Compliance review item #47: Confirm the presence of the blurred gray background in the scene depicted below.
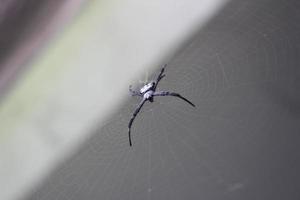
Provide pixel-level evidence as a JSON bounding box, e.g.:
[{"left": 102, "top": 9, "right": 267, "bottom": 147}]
[{"left": 27, "top": 0, "right": 300, "bottom": 199}]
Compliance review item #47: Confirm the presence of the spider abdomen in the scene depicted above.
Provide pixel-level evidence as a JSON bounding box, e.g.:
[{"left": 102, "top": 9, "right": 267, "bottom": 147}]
[{"left": 140, "top": 82, "right": 155, "bottom": 94}]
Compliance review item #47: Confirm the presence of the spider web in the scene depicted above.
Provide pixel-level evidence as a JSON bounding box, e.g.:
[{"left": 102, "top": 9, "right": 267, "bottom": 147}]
[{"left": 29, "top": 0, "right": 300, "bottom": 199}]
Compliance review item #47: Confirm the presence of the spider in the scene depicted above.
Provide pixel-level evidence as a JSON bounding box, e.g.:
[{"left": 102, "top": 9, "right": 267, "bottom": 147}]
[{"left": 128, "top": 64, "right": 195, "bottom": 146}]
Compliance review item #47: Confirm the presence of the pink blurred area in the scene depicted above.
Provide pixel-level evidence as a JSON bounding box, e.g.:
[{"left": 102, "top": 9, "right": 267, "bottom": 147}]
[{"left": 0, "top": 0, "right": 86, "bottom": 100}]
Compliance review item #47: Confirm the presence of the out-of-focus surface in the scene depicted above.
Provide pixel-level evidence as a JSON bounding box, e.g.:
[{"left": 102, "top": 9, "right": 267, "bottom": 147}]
[
  {"left": 0, "top": 0, "right": 83, "bottom": 97},
  {"left": 27, "top": 0, "right": 300, "bottom": 199},
  {"left": 0, "top": 0, "right": 228, "bottom": 200},
  {"left": 0, "top": 1, "right": 87, "bottom": 200}
]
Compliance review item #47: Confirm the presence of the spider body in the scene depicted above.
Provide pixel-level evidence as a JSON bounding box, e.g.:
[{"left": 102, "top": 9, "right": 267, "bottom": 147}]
[
  {"left": 140, "top": 82, "right": 155, "bottom": 102},
  {"left": 128, "top": 65, "right": 195, "bottom": 146}
]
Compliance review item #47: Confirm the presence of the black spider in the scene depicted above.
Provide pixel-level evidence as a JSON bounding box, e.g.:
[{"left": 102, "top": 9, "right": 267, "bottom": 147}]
[{"left": 128, "top": 64, "right": 196, "bottom": 146}]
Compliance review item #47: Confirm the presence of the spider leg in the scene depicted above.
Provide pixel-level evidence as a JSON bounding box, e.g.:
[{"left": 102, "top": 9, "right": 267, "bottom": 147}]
[
  {"left": 128, "top": 98, "right": 147, "bottom": 146},
  {"left": 153, "top": 91, "right": 196, "bottom": 107},
  {"left": 153, "top": 64, "right": 167, "bottom": 91},
  {"left": 129, "top": 85, "right": 142, "bottom": 96}
]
